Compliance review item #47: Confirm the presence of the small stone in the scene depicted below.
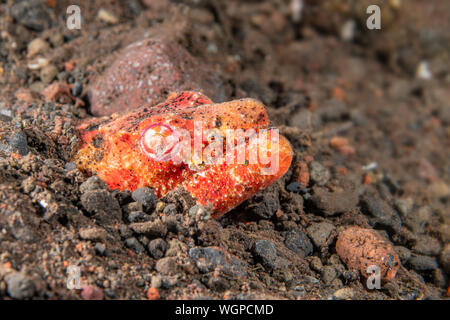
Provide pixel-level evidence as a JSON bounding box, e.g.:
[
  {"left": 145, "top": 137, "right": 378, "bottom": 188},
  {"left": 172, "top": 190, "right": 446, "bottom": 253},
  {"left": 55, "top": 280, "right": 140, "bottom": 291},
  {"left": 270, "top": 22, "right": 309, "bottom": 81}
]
[
  {"left": 118, "top": 224, "right": 133, "bottom": 239},
  {"left": 148, "top": 238, "right": 167, "bottom": 259},
  {"left": 131, "top": 187, "right": 157, "bottom": 212},
  {"left": 405, "top": 206, "right": 432, "bottom": 234},
  {"left": 40, "top": 64, "right": 58, "bottom": 84},
  {"left": 64, "top": 162, "right": 77, "bottom": 171},
  {"left": 289, "top": 109, "right": 322, "bottom": 131},
  {"left": 165, "top": 239, "right": 188, "bottom": 257},
  {"left": 81, "top": 285, "right": 104, "bottom": 300},
  {"left": 124, "top": 237, "right": 145, "bottom": 254},
  {"left": 412, "top": 235, "right": 441, "bottom": 256},
  {"left": 321, "top": 266, "right": 337, "bottom": 284},
  {"left": 306, "top": 222, "right": 335, "bottom": 248},
  {"left": 394, "top": 246, "right": 411, "bottom": 264},
  {"left": 328, "top": 254, "right": 342, "bottom": 265},
  {"left": 80, "top": 176, "right": 110, "bottom": 193},
  {"left": 309, "top": 161, "right": 330, "bottom": 186},
  {"left": 94, "top": 243, "right": 106, "bottom": 256},
  {"left": 244, "top": 185, "right": 280, "bottom": 219},
  {"left": 282, "top": 229, "right": 313, "bottom": 258},
  {"left": 207, "top": 274, "right": 230, "bottom": 292},
  {"left": 188, "top": 247, "right": 246, "bottom": 277},
  {"left": 253, "top": 240, "right": 277, "bottom": 270},
  {"left": 80, "top": 189, "right": 122, "bottom": 221},
  {"left": 407, "top": 255, "right": 438, "bottom": 272},
  {"left": 11, "top": 0, "right": 53, "bottom": 31},
  {"left": 155, "top": 257, "right": 178, "bottom": 275},
  {"left": 49, "top": 32, "right": 64, "bottom": 47},
  {"left": 151, "top": 275, "right": 162, "bottom": 289},
  {"left": 27, "top": 57, "right": 50, "bottom": 70},
  {"left": 5, "top": 273, "right": 35, "bottom": 299},
  {"left": 138, "top": 235, "right": 149, "bottom": 247},
  {"left": 189, "top": 205, "right": 211, "bottom": 221},
  {"left": 7, "top": 131, "right": 29, "bottom": 156},
  {"left": 333, "top": 287, "right": 355, "bottom": 300},
  {"left": 129, "top": 219, "right": 167, "bottom": 238},
  {"left": 79, "top": 227, "right": 108, "bottom": 241},
  {"left": 340, "top": 20, "right": 356, "bottom": 41},
  {"left": 309, "top": 256, "right": 323, "bottom": 272},
  {"left": 311, "top": 186, "right": 358, "bottom": 216},
  {"left": 360, "top": 195, "right": 402, "bottom": 233},
  {"left": 393, "top": 198, "right": 413, "bottom": 218},
  {"left": 163, "top": 203, "right": 178, "bottom": 215},
  {"left": 127, "top": 211, "right": 151, "bottom": 223},
  {"left": 416, "top": 61, "right": 432, "bottom": 80},
  {"left": 123, "top": 202, "right": 142, "bottom": 215},
  {"left": 97, "top": 8, "right": 119, "bottom": 24},
  {"left": 27, "top": 38, "right": 49, "bottom": 58}
]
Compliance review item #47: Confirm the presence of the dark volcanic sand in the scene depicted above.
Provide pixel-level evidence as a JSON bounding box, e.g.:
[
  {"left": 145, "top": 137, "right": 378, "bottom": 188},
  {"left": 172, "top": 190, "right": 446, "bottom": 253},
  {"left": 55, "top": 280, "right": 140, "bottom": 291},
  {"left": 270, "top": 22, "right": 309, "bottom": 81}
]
[{"left": 0, "top": 0, "right": 449, "bottom": 300}]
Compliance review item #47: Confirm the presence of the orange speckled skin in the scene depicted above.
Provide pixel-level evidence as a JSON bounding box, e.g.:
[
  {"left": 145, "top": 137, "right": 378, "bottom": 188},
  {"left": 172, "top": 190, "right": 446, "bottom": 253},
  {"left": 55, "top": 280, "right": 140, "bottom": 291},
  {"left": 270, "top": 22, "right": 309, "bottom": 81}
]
[{"left": 75, "top": 92, "right": 293, "bottom": 218}]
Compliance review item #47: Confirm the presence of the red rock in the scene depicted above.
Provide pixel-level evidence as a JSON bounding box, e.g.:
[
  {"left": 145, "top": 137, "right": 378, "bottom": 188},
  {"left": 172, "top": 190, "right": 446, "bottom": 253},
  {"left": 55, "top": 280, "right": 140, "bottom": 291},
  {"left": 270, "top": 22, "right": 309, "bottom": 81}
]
[
  {"left": 329, "top": 136, "right": 355, "bottom": 156},
  {"left": 81, "top": 285, "right": 104, "bottom": 300},
  {"left": 42, "top": 83, "right": 74, "bottom": 103},
  {"left": 87, "top": 38, "right": 225, "bottom": 116},
  {"left": 336, "top": 226, "right": 400, "bottom": 282},
  {"left": 146, "top": 287, "right": 160, "bottom": 300}
]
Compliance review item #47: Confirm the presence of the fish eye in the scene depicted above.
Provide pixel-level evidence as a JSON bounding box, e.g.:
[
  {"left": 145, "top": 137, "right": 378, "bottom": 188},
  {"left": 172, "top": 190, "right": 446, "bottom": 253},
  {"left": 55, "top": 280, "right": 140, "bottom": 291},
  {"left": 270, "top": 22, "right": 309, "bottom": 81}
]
[{"left": 139, "top": 123, "right": 178, "bottom": 161}]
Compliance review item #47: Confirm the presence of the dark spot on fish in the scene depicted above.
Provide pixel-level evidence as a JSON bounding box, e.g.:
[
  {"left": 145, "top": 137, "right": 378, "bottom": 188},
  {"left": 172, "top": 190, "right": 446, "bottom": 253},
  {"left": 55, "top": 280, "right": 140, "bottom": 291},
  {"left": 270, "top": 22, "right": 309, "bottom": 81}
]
[
  {"left": 93, "top": 149, "right": 104, "bottom": 162},
  {"left": 92, "top": 134, "right": 104, "bottom": 148},
  {"left": 215, "top": 117, "right": 222, "bottom": 128}
]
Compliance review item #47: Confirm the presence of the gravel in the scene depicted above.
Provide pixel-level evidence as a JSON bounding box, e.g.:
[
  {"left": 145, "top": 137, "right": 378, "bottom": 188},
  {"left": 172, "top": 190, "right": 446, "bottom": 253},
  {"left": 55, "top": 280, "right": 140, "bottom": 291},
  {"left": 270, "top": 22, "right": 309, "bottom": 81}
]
[{"left": 309, "top": 161, "right": 330, "bottom": 186}]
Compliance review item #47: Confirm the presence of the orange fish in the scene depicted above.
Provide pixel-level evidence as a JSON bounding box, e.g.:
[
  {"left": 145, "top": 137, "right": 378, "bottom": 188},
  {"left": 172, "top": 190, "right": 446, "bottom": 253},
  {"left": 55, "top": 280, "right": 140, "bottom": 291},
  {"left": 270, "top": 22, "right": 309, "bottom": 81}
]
[{"left": 75, "top": 92, "right": 293, "bottom": 218}]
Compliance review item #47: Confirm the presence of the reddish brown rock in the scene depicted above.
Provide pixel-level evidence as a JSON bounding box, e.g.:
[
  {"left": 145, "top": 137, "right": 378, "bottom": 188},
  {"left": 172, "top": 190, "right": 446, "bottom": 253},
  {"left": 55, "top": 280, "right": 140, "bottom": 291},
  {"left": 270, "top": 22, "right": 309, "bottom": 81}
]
[
  {"left": 336, "top": 226, "right": 400, "bottom": 282},
  {"left": 81, "top": 285, "right": 104, "bottom": 300},
  {"left": 146, "top": 287, "right": 160, "bottom": 300},
  {"left": 87, "top": 38, "right": 225, "bottom": 116}
]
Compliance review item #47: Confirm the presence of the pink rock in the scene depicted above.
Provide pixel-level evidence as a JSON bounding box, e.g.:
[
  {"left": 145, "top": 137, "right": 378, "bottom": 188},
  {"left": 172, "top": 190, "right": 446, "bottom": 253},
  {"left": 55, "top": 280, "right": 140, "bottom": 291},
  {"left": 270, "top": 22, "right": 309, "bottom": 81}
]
[
  {"left": 87, "top": 37, "right": 225, "bottom": 116},
  {"left": 81, "top": 285, "right": 104, "bottom": 300}
]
